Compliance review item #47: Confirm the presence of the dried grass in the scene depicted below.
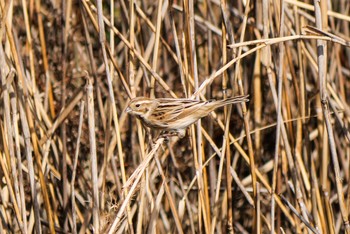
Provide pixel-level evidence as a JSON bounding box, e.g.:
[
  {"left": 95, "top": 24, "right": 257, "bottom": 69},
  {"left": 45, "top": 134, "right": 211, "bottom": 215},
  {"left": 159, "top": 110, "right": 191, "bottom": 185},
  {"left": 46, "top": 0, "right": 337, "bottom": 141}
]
[{"left": 1, "top": 0, "right": 350, "bottom": 233}]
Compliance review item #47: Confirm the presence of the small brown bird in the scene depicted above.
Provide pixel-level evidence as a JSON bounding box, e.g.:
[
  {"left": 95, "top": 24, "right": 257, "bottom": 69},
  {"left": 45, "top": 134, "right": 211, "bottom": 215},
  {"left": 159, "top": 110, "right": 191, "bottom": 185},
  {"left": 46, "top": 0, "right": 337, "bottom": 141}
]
[{"left": 125, "top": 95, "right": 249, "bottom": 138}]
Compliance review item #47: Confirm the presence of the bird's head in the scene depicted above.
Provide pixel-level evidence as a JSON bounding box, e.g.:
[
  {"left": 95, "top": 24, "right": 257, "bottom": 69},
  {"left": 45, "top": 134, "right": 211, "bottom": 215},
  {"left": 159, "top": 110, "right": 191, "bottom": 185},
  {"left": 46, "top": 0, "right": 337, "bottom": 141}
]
[{"left": 125, "top": 97, "right": 155, "bottom": 116}]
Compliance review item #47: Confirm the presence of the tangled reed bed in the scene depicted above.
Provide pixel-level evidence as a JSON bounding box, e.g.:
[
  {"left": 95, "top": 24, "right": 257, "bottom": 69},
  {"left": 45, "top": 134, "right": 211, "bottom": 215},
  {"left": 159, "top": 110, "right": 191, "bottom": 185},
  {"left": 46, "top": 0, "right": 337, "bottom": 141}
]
[{"left": 1, "top": 0, "right": 350, "bottom": 233}]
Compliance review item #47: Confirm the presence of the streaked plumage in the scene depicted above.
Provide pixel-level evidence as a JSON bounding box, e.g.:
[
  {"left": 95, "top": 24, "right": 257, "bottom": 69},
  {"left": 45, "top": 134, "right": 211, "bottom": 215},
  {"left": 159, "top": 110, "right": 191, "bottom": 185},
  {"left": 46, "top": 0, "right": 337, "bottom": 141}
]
[{"left": 126, "top": 95, "right": 249, "bottom": 137}]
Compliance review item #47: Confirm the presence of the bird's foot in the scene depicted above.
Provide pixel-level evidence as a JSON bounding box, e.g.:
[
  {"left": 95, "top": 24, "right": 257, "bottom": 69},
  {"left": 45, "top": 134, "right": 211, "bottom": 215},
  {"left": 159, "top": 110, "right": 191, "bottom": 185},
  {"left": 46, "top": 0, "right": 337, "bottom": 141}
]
[{"left": 159, "top": 129, "right": 186, "bottom": 140}]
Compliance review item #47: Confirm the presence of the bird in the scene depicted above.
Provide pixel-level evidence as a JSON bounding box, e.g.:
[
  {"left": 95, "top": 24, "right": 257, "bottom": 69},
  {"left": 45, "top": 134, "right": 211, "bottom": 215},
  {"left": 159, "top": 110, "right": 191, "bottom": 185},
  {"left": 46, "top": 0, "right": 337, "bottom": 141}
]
[{"left": 125, "top": 95, "right": 249, "bottom": 138}]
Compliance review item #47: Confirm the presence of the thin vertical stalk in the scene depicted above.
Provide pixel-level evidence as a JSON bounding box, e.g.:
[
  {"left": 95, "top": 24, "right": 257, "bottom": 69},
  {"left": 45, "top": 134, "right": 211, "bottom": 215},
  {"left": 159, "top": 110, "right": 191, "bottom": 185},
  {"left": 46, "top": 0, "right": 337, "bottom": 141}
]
[
  {"left": 71, "top": 100, "right": 85, "bottom": 234},
  {"left": 86, "top": 75, "right": 99, "bottom": 232},
  {"left": 313, "top": 0, "right": 350, "bottom": 232},
  {"left": 271, "top": 1, "right": 286, "bottom": 233},
  {"left": 150, "top": 0, "right": 163, "bottom": 98},
  {"left": 219, "top": 1, "right": 233, "bottom": 232}
]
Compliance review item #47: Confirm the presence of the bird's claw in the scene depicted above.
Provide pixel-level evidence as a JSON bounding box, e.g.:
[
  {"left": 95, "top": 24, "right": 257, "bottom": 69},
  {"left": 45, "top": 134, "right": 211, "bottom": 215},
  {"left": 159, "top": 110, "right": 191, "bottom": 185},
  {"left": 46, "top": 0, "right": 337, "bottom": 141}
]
[{"left": 159, "top": 130, "right": 185, "bottom": 139}]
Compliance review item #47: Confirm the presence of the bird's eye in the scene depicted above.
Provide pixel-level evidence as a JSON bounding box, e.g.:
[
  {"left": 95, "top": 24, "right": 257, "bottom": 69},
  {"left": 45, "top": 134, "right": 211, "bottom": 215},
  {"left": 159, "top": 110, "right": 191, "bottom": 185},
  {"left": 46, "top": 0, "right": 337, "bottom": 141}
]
[{"left": 135, "top": 104, "right": 141, "bottom": 108}]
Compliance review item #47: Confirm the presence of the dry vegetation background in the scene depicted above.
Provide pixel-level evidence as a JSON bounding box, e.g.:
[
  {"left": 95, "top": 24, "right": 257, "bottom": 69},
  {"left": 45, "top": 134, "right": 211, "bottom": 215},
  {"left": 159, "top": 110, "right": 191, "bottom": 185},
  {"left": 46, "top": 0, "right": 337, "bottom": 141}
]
[{"left": 1, "top": 0, "right": 350, "bottom": 233}]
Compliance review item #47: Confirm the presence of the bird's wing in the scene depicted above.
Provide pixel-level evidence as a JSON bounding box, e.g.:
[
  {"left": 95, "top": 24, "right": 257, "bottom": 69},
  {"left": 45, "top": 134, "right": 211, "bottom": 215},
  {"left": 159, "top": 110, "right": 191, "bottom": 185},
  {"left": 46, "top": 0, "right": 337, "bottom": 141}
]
[
  {"left": 176, "top": 100, "right": 209, "bottom": 120},
  {"left": 152, "top": 99, "right": 203, "bottom": 121}
]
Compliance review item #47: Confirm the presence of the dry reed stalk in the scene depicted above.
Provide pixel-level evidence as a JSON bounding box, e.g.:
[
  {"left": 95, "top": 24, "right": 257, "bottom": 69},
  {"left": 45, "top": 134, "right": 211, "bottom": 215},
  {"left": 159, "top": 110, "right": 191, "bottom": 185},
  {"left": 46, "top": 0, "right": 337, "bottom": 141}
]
[{"left": 2, "top": 0, "right": 350, "bottom": 233}]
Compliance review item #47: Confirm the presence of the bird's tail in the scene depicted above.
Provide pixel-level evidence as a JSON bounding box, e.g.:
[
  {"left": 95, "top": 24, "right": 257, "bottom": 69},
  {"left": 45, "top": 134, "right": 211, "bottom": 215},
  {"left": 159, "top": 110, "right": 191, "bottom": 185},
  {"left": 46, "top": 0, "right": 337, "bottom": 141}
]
[{"left": 217, "top": 95, "right": 249, "bottom": 107}]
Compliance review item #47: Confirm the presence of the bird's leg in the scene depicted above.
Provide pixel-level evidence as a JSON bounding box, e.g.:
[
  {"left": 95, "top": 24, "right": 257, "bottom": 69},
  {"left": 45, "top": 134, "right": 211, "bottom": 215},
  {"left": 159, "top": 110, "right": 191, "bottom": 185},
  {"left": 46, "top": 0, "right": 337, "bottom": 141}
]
[
  {"left": 155, "top": 131, "right": 170, "bottom": 143},
  {"left": 159, "top": 129, "right": 186, "bottom": 139},
  {"left": 139, "top": 124, "right": 154, "bottom": 146}
]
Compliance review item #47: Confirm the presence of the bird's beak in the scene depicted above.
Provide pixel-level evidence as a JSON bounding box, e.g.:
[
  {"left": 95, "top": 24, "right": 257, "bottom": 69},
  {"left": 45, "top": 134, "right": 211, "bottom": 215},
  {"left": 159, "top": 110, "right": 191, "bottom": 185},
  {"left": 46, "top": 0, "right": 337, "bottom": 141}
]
[{"left": 125, "top": 107, "right": 131, "bottom": 113}]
